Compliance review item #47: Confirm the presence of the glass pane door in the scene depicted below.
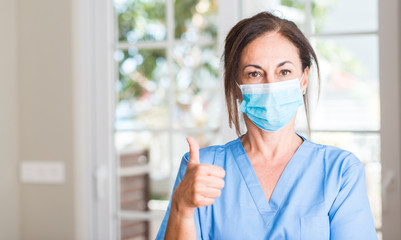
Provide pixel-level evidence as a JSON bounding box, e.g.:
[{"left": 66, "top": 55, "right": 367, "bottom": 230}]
[
  {"left": 242, "top": 0, "right": 381, "bottom": 238},
  {"left": 113, "top": 0, "right": 221, "bottom": 239}
]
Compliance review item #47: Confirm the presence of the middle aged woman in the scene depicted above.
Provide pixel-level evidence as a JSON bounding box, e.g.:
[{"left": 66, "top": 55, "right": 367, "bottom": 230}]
[{"left": 156, "top": 11, "right": 377, "bottom": 240}]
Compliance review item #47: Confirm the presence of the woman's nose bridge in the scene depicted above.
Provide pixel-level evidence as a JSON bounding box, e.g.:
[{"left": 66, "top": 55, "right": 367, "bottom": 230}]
[{"left": 265, "top": 71, "right": 277, "bottom": 83}]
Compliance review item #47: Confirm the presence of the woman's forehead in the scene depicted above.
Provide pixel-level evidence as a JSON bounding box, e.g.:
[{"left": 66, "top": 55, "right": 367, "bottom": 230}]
[{"left": 240, "top": 32, "right": 301, "bottom": 67}]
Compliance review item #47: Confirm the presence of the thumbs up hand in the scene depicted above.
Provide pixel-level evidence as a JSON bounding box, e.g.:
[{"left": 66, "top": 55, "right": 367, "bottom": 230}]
[{"left": 171, "top": 137, "right": 226, "bottom": 219}]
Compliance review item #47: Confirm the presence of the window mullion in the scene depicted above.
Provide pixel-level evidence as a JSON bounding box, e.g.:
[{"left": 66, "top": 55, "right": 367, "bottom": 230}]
[
  {"left": 304, "top": 0, "right": 312, "bottom": 38},
  {"left": 115, "top": 127, "right": 220, "bottom": 133},
  {"left": 116, "top": 40, "right": 217, "bottom": 50},
  {"left": 119, "top": 210, "right": 165, "bottom": 221},
  {"left": 311, "top": 31, "right": 378, "bottom": 38},
  {"left": 166, "top": 0, "right": 176, "bottom": 192},
  {"left": 309, "top": 129, "right": 380, "bottom": 134}
]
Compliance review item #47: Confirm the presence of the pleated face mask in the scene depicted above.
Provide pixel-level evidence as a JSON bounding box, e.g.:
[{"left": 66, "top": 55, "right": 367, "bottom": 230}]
[{"left": 238, "top": 78, "right": 304, "bottom": 132}]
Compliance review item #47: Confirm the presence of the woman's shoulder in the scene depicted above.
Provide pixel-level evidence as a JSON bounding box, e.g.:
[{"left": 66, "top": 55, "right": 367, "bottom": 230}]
[
  {"left": 182, "top": 138, "right": 240, "bottom": 165},
  {"left": 303, "top": 136, "right": 362, "bottom": 172}
]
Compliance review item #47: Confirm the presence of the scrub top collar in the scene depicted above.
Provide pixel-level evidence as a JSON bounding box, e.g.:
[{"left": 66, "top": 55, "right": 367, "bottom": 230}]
[{"left": 230, "top": 133, "right": 311, "bottom": 226}]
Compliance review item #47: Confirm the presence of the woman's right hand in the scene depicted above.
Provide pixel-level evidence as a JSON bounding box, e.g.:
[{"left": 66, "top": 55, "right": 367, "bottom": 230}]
[{"left": 171, "top": 137, "right": 226, "bottom": 219}]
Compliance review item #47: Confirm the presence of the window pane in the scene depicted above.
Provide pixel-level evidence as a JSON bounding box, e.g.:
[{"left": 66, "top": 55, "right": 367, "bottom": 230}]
[
  {"left": 241, "top": 0, "right": 306, "bottom": 32},
  {"left": 172, "top": 131, "right": 221, "bottom": 176},
  {"left": 311, "top": 35, "right": 380, "bottom": 131},
  {"left": 173, "top": 44, "right": 221, "bottom": 128},
  {"left": 115, "top": 48, "right": 169, "bottom": 130},
  {"left": 120, "top": 217, "right": 164, "bottom": 240},
  {"left": 174, "top": 0, "right": 217, "bottom": 41},
  {"left": 120, "top": 219, "right": 150, "bottom": 239},
  {"left": 311, "top": 132, "right": 380, "bottom": 163},
  {"left": 278, "top": 0, "right": 306, "bottom": 31},
  {"left": 116, "top": 0, "right": 167, "bottom": 42},
  {"left": 310, "top": 132, "right": 381, "bottom": 229},
  {"left": 312, "top": 0, "right": 378, "bottom": 34},
  {"left": 365, "top": 161, "right": 382, "bottom": 230},
  {"left": 116, "top": 131, "right": 171, "bottom": 199},
  {"left": 116, "top": 131, "right": 170, "bottom": 239}
]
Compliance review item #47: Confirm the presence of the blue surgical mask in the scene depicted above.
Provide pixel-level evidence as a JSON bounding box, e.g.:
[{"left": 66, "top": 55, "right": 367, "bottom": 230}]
[{"left": 238, "top": 78, "right": 304, "bottom": 132}]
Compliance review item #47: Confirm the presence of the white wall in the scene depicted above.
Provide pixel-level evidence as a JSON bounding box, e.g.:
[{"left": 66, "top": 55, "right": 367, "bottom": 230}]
[
  {"left": 1, "top": 0, "right": 77, "bottom": 238},
  {"left": 0, "top": 0, "right": 20, "bottom": 239},
  {"left": 18, "top": 0, "right": 75, "bottom": 239}
]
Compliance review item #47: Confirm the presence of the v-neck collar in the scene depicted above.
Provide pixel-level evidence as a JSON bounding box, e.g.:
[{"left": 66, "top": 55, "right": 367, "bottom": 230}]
[{"left": 230, "top": 133, "right": 310, "bottom": 226}]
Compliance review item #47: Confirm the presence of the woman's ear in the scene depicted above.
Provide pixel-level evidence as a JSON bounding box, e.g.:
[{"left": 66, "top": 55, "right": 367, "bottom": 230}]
[{"left": 301, "top": 67, "right": 309, "bottom": 94}]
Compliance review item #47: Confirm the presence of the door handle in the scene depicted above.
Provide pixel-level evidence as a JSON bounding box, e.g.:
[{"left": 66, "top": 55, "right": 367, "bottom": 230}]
[{"left": 96, "top": 165, "right": 109, "bottom": 200}]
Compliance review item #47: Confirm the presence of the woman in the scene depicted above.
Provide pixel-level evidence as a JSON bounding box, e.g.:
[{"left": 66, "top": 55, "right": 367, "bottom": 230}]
[{"left": 156, "top": 11, "right": 377, "bottom": 239}]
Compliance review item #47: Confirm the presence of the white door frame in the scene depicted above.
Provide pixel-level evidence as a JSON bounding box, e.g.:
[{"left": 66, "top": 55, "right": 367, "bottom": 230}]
[
  {"left": 379, "top": 0, "right": 401, "bottom": 238},
  {"left": 72, "top": 0, "right": 116, "bottom": 239}
]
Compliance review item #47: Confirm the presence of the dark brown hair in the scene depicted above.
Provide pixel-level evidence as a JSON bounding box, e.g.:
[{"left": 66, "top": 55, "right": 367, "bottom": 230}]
[{"left": 223, "top": 11, "right": 320, "bottom": 136}]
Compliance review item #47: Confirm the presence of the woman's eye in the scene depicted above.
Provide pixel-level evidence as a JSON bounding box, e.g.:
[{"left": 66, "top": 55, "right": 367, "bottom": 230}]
[
  {"left": 280, "top": 70, "right": 291, "bottom": 76},
  {"left": 248, "top": 72, "right": 260, "bottom": 78}
]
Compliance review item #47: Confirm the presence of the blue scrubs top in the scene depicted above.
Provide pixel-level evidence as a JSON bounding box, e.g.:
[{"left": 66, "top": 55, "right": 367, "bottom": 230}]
[{"left": 156, "top": 135, "right": 377, "bottom": 239}]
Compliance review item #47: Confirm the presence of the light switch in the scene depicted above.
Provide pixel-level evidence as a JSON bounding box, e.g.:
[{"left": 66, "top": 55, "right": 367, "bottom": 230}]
[{"left": 20, "top": 161, "right": 65, "bottom": 184}]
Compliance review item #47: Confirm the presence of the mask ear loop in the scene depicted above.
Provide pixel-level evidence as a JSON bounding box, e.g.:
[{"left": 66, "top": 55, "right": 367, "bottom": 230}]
[
  {"left": 300, "top": 72, "right": 306, "bottom": 95},
  {"left": 300, "top": 70, "right": 311, "bottom": 138},
  {"left": 235, "top": 81, "right": 242, "bottom": 89}
]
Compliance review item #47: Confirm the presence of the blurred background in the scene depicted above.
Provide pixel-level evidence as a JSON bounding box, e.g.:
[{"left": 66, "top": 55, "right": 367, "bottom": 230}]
[{"left": 0, "top": 0, "right": 400, "bottom": 239}]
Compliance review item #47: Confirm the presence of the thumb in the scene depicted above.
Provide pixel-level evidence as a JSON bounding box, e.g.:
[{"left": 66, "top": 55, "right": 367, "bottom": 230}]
[{"left": 186, "top": 137, "right": 200, "bottom": 164}]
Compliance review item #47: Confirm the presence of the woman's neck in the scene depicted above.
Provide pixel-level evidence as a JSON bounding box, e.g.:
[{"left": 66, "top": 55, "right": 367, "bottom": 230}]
[{"left": 241, "top": 117, "right": 303, "bottom": 164}]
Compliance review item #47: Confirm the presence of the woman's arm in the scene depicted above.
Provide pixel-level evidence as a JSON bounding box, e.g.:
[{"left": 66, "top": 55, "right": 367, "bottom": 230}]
[
  {"left": 329, "top": 158, "right": 377, "bottom": 240},
  {"left": 164, "top": 191, "right": 198, "bottom": 239},
  {"left": 163, "top": 137, "right": 225, "bottom": 240}
]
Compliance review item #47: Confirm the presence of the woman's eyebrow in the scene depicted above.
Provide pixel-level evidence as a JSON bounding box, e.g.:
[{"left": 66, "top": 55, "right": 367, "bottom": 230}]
[
  {"left": 242, "top": 61, "right": 295, "bottom": 71},
  {"left": 242, "top": 64, "right": 263, "bottom": 71},
  {"left": 277, "top": 60, "right": 295, "bottom": 68}
]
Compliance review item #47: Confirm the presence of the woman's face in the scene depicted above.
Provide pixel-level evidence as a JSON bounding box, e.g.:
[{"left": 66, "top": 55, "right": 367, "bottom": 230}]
[{"left": 239, "top": 31, "right": 307, "bottom": 91}]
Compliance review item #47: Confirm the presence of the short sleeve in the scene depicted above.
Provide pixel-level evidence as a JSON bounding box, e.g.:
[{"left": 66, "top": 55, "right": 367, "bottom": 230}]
[
  {"left": 155, "top": 154, "right": 202, "bottom": 240},
  {"left": 328, "top": 156, "right": 377, "bottom": 240}
]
